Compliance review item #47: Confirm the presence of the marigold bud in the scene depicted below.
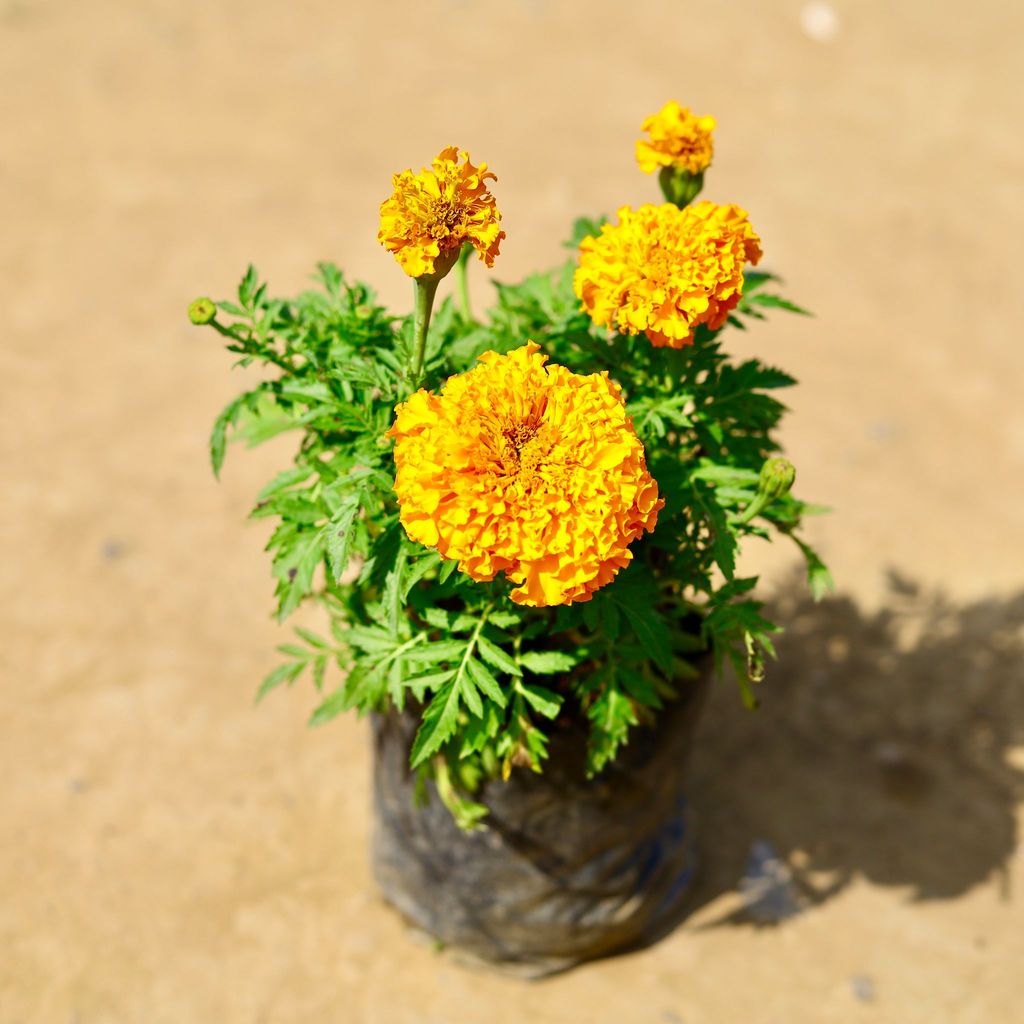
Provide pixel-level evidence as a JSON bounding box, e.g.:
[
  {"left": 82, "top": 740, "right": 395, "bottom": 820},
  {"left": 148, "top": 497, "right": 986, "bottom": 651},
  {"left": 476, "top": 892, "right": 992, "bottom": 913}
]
[
  {"left": 658, "top": 166, "right": 704, "bottom": 208},
  {"left": 759, "top": 457, "right": 796, "bottom": 500},
  {"left": 188, "top": 297, "right": 217, "bottom": 325}
]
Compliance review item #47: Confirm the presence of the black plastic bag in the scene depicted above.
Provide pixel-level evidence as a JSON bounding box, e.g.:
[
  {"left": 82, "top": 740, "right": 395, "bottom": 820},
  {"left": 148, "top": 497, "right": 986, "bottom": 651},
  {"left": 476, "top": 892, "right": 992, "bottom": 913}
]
[{"left": 371, "top": 670, "right": 711, "bottom": 976}]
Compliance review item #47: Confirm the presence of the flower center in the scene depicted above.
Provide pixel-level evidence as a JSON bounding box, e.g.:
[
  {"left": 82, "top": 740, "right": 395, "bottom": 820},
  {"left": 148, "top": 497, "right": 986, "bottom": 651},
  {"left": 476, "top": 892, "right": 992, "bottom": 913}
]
[
  {"left": 428, "top": 199, "right": 466, "bottom": 243},
  {"left": 498, "top": 419, "right": 546, "bottom": 479}
]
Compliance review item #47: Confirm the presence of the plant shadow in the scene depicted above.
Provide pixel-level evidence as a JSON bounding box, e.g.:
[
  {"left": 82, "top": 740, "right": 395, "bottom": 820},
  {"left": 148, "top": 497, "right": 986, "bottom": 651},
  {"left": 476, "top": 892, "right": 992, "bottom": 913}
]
[{"left": 682, "top": 570, "right": 1024, "bottom": 928}]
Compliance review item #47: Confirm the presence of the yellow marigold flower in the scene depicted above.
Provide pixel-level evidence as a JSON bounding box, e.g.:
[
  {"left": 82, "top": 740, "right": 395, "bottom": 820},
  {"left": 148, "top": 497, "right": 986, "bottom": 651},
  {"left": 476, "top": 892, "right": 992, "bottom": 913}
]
[
  {"left": 636, "top": 101, "right": 716, "bottom": 176},
  {"left": 574, "top": 201, "right": 763, "bottom": 349},
  {"left": 378, "top": 146, "right": 505, "bottom": 279},
  {"left": 387, "top": 343, "right": 663, "bottom": 607}
]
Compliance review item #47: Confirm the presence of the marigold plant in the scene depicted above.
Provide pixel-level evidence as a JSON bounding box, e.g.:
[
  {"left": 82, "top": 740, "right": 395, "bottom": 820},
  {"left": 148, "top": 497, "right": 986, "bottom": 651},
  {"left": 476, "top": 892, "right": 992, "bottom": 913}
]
[{"left": 195, "top": 109, "right": 830, "bottom": 828}]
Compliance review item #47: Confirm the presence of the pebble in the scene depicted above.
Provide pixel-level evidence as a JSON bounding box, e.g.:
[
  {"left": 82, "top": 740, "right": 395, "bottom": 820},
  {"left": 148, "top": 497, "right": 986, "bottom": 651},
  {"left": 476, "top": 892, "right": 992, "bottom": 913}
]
[{"left": 850, "top": 974, "right": 876, "bottom": 1003}]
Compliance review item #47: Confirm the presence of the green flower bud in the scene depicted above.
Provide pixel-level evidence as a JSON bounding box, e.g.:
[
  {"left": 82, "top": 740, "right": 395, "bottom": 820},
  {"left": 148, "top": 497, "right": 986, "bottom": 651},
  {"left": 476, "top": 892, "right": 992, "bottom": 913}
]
[
  {"left": 759, "top": 457, "right": 796, "bottom": 500},
  {"left": 188, "top": 297, "right": 217, "bottom": 325},
  {"left": 658, "top": 166, "right": 705, "bottom": 208}
]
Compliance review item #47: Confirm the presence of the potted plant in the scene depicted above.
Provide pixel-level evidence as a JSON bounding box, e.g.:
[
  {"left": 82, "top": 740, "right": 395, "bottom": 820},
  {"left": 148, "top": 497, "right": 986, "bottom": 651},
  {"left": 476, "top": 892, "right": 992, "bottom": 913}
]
[{"left": 190, "top": 102, "right": 830, "bottom": 974}]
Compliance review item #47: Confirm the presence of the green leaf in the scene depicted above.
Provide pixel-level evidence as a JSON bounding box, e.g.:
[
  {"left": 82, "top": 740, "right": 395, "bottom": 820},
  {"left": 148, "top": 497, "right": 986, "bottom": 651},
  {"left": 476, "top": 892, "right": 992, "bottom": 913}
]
[
  {"left": 466, "top": 658, "right": 507, "bottom": 707},
  {"left": 401, "top": 551, "right": 441, "bottom": 602},
  {"left": 741, "top": 270, "right": 780, "bottom": 294},
  {"left": 342, "top": 624, "right": 396, "bottom": 654},
  {"left": 256, "top": 465, "right": 314, "bottom": 501},
  {"left": 404, "top": 668, "right": 456, "bottom": 703},
  {"left": 518, "top": 650, "right": 578, "bottom": 675},
  {"left": 419, "top": 607, "right": 478, "bottom": 633},
  {"left": 519, "top": 683, "right": 562, "bottom": 719},
  {"left": 275, "top": 530, "right": 323, "bottom": 621},
  {"left": 294, "top": 626, "right": 329, "bottom": 650},
  {"left": 476, "top": 635, "right": 521, "bottom": 677},
  {"left": 409, "top": 678, "right": 462, "bottom": 767},
  {"left": 403, "top": 640, "right": 468, "bottom": 666},
  {"left": 238, "top": 264, "right": 259, "bottom": 307},
  {"left": 747, "top": 293, "right": 812, "bottom": 316},
  {"left": 459, "top": 673, "right": 484, "bottom": 718},
  {"left": 311, "top": 654, "right": 328, "bottom": 691},
  {"left": 381, "top": 547, "right": 406, "bottom": 635},
  {"left": 564, "top": 215, "right": 607, "bottom": 250},
  {"left": 309, "top": 686, "right": 347, "bottom": 726},
  {"left": 620, "top": 605, "right": 674, "bottom": 675},
  {"left": 586, "top": 683, "right": 637, "bottom": 774},
  {"left": 209, "top": 393, "right": 248, "bottom": 478},
  {"left": 791, "top": 535, "right": 834, "bottom": 601},
  {"left": 324, "top": 495, "right": 361, "bottom": 582},
  {"left": 255, "top": 660, "right": 304, "bottom": 702}
]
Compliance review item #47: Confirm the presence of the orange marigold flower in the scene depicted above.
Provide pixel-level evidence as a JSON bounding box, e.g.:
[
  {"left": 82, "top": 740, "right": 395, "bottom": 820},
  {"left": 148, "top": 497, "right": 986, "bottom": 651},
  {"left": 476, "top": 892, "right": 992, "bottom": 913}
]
[
  {"left": 636, "top": 101, "right": 716, "bottom": 176},
  {"left": 574, "top": 201, "right": 763, "bottom": 349},
  {"left": 387, "top": 343, "right": 663, "bottom": 607},
  {"left": 378, "top": 146, "right": 505, "bottom": 279}
]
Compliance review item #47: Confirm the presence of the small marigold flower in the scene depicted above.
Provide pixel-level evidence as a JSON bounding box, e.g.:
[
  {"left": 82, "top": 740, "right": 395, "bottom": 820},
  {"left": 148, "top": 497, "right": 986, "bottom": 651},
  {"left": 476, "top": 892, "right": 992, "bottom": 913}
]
[
  {"left": 574, "top": 201, "right": 763, "bottom": 348},
  {"left": 387, "top": 343, "right": 663, "bottom": 607},
  {"left": 636, "top": 101, "right": 716, "bottom": 176},
  {"left": 378, "top": 146, "right": 505, "bottom": 279}
]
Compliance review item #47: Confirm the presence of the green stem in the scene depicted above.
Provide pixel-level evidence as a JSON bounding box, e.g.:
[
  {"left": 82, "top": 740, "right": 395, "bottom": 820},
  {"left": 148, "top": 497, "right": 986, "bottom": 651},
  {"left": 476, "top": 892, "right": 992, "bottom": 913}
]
[
  {"left": 410, "top": 276, "right": 440, "bottom": 388},
  {"left": 732, "top": 492, "right": 771, "bottom": 527},
  {"left": 455, "top": 243, "right": 473, "bottom": 323}
]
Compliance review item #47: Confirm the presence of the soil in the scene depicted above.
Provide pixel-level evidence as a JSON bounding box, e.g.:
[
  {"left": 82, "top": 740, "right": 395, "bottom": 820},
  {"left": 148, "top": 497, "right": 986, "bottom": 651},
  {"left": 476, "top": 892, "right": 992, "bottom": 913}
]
[{"left": 2, "top": 1, "right": 1022, "bottom": 1021}]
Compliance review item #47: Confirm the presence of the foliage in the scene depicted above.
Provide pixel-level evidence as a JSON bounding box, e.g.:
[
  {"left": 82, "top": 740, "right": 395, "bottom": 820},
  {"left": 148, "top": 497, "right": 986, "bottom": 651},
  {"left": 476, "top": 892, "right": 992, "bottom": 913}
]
[{"left": 199, "top": 237, "right": 829, "bottom": 827}]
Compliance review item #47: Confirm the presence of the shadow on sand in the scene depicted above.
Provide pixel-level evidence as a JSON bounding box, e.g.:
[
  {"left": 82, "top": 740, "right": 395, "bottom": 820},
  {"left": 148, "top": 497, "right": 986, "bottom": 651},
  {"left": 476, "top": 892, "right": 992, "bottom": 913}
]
[{"left": 684, "top": 571, "right": 1024, "bottom": 927}]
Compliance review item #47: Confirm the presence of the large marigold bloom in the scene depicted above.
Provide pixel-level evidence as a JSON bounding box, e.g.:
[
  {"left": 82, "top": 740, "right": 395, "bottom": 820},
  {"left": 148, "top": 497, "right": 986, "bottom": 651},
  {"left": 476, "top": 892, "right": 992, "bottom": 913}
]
[
  {"left": 387, "top": 343, "right": 663, "bottom": 607},
  {"left": 378, "top": 147, "right": 505, "bottom": 279},
  {"left": 574, "top": 201, "right": 763, "bottom": 348},
  {"left": 636, "top": 101, "right": 716, "bottom": 176}
]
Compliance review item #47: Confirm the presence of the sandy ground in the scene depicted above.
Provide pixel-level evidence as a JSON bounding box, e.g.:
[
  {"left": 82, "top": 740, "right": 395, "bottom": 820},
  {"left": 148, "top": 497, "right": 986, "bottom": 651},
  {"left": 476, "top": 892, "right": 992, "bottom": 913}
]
[{"left": 3, "top": 0, "right": 1024, "bottom": 1020}]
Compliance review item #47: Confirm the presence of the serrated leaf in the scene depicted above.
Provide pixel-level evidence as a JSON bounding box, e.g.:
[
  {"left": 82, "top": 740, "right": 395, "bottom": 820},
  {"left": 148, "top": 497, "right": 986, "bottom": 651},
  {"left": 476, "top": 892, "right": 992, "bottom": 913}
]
[
  {"left": 400, "top": 551, "right": 441, "bottom": 602},
  {"left": 748, "top": 293, "right": 812, "bottom": 316},
  {"left": 518, "top": 650, "right": 577, "bottom": 675},
  {"left": 209, "top": 394, "right": 246, "bottom": 479},
  {"left": 341, "top": 624, "right": 395, "bottom": 654},
  {"left": 275, "top": 530, "right": 323, "bottom": 621},
  {"left": 324, "top": 495, "right": 361, "bottom": 582},
  {"left": 309, "top": 686, "right": 347, "bottom": 726},
  {"left": 791, "top": 535, "right": 834, "bottom": 601},
  {"left": 256, "top": 465, "right": 313, "bottom": 502},
  {"left": 255, "top": 660, "right": 304, "bottom": 702},
  {"left": 488, "top": 609, "right": 524, "bottom": 629},
  {"left": 519, "top": 683, "right": 562, "bottom": 719},
  {"left": 403, "top": 668, "right": 456, "bottom": 691},
  {"left": 239, "top": 264, "right": 259, "bottom": 307},
  {"left": 311, "top": 654, "right": 328, "bottom": 691},
  {"left": 419, "top": 607, "right": 478, "bottom": 632},
  {"left": 294, "top": 626, "right": 329, "bottom": 649},
  {"left": 476, "top": 635, "right": 521, "bottom": 677},
  {"left": 381, "top": 547, "right": 406, "bottom": 635},
  {"left": 460, "top": 672, "right": 483, "bottom": 718},
  {"left": 403, "top": 640, "right": 468, "bottom": 666},
  {"left": 619, "top": 602, "right": 674, "bottom": 676},
  {"left": 466, "top": 658, "right": 507, "bottom": 707},
  {"left": 409, "top": 678, "right": 462, "bottom": 767}
]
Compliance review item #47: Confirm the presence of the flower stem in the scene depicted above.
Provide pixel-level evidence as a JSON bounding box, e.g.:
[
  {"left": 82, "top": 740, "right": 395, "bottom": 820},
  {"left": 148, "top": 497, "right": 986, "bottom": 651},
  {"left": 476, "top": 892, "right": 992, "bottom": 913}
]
[
  {"left": 410, "top": 276, "right": 440, "bottom": 387},
  {"left": 455, "top": 243, "right": 474, "bottom": 323}
]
